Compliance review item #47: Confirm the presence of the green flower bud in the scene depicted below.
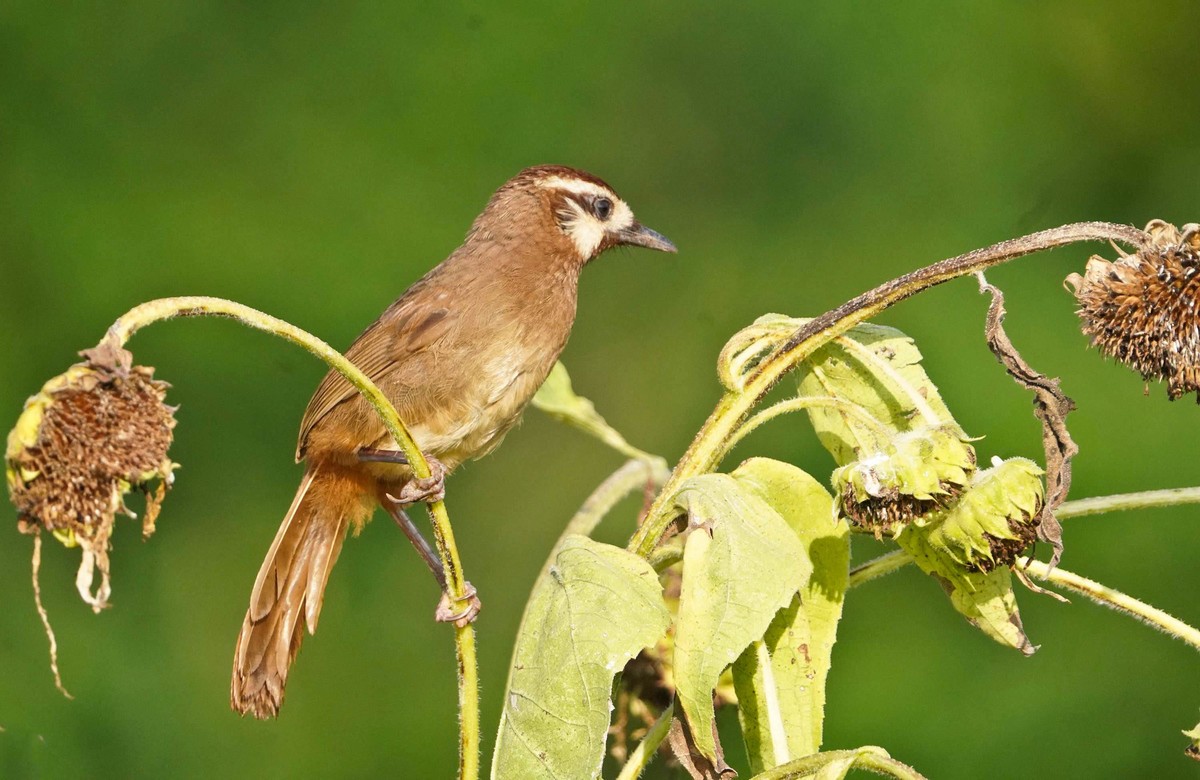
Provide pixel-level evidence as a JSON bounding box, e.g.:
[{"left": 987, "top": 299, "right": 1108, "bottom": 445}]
[
  {"left": 923, "top": 457, "right": 1044, "bottom": 572},
  {"left": 832, "top": 425, "right": 975, "bottom": 537}
]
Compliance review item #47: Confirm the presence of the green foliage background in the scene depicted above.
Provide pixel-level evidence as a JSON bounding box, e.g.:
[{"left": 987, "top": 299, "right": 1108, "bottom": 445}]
[{"left": 2, "top": 3, "right": 1198, "bottom": 777}]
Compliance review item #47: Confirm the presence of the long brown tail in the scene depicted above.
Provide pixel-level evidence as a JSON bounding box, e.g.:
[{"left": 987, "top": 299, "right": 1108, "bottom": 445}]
[{"left": 230, "top": 464, "right": 370, "bottom": 718}]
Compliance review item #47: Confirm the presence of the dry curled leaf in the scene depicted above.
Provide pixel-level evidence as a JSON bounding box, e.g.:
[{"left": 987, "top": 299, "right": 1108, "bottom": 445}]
[
  {"left": 667, "top": 714, "right": 737, "bottom": 780},
  {"left": 978, "top": 274, "right": 1070, "bottom": 567}
]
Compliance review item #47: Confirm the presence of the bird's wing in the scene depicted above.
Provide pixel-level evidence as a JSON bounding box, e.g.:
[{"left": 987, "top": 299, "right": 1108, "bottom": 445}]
[{"left": 296, "top": 291, "right": 455, "bottom": 459}]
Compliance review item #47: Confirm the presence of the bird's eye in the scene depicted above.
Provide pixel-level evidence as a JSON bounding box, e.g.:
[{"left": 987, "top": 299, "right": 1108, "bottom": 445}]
[{"left": 593, "top": 197, "right": 613, "bottom": 221}]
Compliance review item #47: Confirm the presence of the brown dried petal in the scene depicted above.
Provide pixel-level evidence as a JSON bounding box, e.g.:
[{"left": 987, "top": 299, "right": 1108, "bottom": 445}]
[{"left": 840, "top": 483, "right": 957, "bottom": 539}]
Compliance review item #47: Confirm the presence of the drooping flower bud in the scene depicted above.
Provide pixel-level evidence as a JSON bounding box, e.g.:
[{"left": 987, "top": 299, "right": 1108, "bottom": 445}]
[
  {"left": 922, "top": 457, "right": 1044, "bottom": 572},
  {"left": 832, "top": 425, "right": 975, "bottom": 537}
]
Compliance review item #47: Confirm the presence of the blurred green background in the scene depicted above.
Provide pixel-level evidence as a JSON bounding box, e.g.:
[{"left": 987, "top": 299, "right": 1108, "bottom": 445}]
[{"left": 3, "top": 2, "right": 1198, "bottom": 777}]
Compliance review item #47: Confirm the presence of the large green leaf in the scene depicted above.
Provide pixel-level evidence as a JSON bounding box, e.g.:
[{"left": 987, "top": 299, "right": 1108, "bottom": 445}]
[
  {"left": 731, "top": 458, "right": 848, "bottom": 772},
  {"left": 492, "top": 535, "right": 670, "bottom": 780},
  {"left": 672, "top": 471, "right": 812, "bottom": 763}
]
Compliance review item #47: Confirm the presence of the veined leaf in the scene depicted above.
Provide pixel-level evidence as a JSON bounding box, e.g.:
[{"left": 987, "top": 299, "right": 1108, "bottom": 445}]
[
  {"left": 492, "top": 535, "right": 670, "bottom": 780},
  {"left": 731, "top": 458, "right": 848, "bottom": 771},
  {"left": 671, "top": 471, "right": 811, "bottom": 763},
  {"left": 795, "top": 322, "right": 967, "bottom": 465}
]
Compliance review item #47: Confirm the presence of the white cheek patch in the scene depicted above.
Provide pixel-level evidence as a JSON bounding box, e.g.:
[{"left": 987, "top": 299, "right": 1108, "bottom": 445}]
[
  {"left": 563, "top": 199, "right": 606, "bottom": 257},
  {"left": 609, "top": 200, "right": 634, "bottom": 232},
  {"left": 539, "top": 176, "right": 636, "bottom": 257}
]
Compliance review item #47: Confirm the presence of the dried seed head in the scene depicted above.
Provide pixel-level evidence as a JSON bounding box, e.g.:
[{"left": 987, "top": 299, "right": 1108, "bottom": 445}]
[
  {"left": 1068, "top": 220, "right": 1200, "bottom": 401},
  {"left": 923, "top": 457, "right": 1045, "bottom": 573},
  {"left": 6, "top": 344, "right": 177, "bottom": 610},
  {"left": 833, "top": 425, "right": 976, "bottom": 538}
]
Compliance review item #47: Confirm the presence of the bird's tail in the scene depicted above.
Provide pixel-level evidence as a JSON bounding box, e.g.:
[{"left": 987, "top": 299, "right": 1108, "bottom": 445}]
[{"left": 231, "top": 464, "right": 373, "bottom": 718}]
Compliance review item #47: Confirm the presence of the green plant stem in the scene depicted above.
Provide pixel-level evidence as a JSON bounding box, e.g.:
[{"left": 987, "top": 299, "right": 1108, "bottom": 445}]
[
  {"left": 1051, "top": 486, "right": 1200, "bottom": 519},
  {"left": 848, "top": 485, "right": 1200, "bottom": 588},
  {"left": 749, "top": 748, "right": 927, "bottom": 780},
  {"left": 628, "top": 222, "right": 1148, "bottom": 558},
  {"left": 727, "top": 395, "right": 888, "bottom": 454},
  {"left": 615, "top": 702, "right": 675, "bottom": 780},
  {"left": 649, "top": 545, "right": 684, "bottom": 573},
  {"left": 99, "top": 295, "right": 480, "bottom": 780},
  {"left": 847, "top": 549, "right": 912, "bottom": 589},
  {"left": 1021, "top": 561, "right": 1200, "bottom": 652}
]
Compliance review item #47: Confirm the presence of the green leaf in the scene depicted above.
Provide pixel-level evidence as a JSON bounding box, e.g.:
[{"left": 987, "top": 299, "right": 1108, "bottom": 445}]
[
  {"left": 492, "top": 535, "right": 670, "bottom": 780},
  {"left": 531, "top": 361, "right": 660, "bottom": 463},
  {"left": 671, "top": 471, "right": 812, "bottom": 763},
  {"left": 795, "top": 322, "right": 967, "bottom": 465},
  {"left": 731, "top": 458, "right": 848, "bottom": 771},
  {"left": 896, "top": 526, "right": 1036, "bottom": 655}
]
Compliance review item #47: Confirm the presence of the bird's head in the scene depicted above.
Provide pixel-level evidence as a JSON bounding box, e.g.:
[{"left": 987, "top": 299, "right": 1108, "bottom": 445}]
[{"left": 474, "top": 165, "right": 677, "bottom": 266}]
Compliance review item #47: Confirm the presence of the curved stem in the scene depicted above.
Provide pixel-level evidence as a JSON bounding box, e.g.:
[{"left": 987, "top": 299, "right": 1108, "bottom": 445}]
[
  {"left": 629, "top": 223, "right": 1147, "bottom": 557},
  {"left": 750, "top": 748, "right": 927, "bottom": 780},
  {"left": 615, "top": 702, "right": 674, "bottom": 780},
  {"left": 649, "top": 545, "right": 684, "bottom": 574},
  {"left": 848, "top": 550, "right": 912, "bottom": 589},
  {"left": 99, "top": 296, "right": 480, "bottom": 779},
  {"left": 1022, "top": 561, "right": 1200, "bottom": 652},
  {"left": 727, "top": 395, "right": 889, "bottom": 454}
]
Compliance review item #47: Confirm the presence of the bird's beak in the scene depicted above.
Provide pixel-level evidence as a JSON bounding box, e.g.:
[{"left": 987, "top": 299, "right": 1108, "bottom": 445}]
[{"left": 617, "top": 222, "right": 678, "bottom": 253}]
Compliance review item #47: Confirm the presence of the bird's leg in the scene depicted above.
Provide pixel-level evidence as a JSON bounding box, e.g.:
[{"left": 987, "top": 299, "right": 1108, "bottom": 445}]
[
  {"left": 358, "top": 448, "right": 447, "bottom": 505},
  {"left": 379, "top": 490, "right": 481, "bottom": 627},
  {"left": 357, "top": 447, "right": 409, "bottom": 464}
]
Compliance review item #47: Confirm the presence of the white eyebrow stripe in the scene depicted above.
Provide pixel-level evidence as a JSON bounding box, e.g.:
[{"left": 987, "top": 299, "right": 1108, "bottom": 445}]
[{"left": 536, "top": 176, "right": 615, "bottom": 199}]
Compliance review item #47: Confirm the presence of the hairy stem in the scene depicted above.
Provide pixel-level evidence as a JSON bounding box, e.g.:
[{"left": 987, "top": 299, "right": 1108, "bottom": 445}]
[
  {"left": 99, "top": 295, "right": 480, "bottom": 779},
  {"left": 615, "top": 702, "right": 675, "bottom": 780},
  {"left": 1053, "top": 486, "right": 1200, "bottom": 519},
  {"left": 750, "top": 748, "right": 928, "bottom": 780},
  {"left": 1022, "top": 561, "right": 1200, "bottom": 652},
  {"left": 848, "top": 549, "right": 912, "bottom": 589},
  {"left": 629, "top": 222, "right": 1148, "bottom": 557},
  {"left": 727, "top": 395, "right": 888, "bottom": 454}
]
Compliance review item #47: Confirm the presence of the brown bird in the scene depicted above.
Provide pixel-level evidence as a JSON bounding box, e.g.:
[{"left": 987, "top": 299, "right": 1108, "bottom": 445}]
[{"left": 230, "top": 164, "right": 676, "bottom": 718}]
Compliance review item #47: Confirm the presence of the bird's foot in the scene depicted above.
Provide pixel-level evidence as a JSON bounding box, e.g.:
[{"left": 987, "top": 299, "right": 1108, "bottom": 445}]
[
  {"left": 435, "top": 581, "right": 481, "bottom": 628},
  {"left": 386, "top": 457, "right": 447, "bottom": 505}
]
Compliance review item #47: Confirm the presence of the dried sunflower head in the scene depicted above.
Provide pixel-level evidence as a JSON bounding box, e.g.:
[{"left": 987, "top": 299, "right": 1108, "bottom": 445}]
[
  {"left": 6, "top": 343, "right": 177, "bottom": 610},
  {"left": 1068, "top": 219, "right": 1200, "bottom": 401}
]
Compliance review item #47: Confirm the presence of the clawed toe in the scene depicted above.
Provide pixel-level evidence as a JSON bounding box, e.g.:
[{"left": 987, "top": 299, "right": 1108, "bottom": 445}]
[
  {"left": 435, "top": 582, "right": 481, "bottom": 628},
  {"left": 385, "top": 457, "right": 447, "bottom": 505}
]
